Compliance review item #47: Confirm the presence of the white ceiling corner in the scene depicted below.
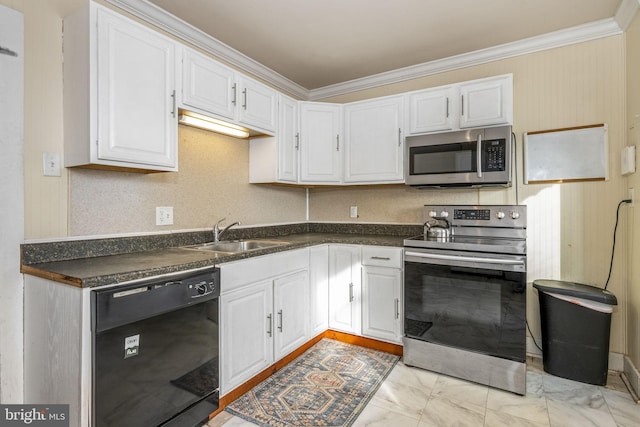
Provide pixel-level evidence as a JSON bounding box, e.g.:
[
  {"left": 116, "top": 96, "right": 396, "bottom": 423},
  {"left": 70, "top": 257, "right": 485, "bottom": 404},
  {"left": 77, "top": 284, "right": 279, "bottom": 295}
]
[{"left": 615, "top": 0, "right": 640, "bottom": 30}]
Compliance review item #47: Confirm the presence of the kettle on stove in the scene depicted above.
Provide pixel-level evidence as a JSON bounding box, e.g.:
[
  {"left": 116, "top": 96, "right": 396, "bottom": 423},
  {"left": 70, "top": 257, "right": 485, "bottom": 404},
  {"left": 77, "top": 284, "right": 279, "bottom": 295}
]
[{"left": 424, "top": 217, "right": 451, "bottom": 240}]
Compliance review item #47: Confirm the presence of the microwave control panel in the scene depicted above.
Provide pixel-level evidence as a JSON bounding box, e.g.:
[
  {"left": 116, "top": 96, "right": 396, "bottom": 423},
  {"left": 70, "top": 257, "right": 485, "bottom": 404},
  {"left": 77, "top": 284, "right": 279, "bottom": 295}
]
[{"left": 483, "top": 139, "right": 506, "bottom": 171}]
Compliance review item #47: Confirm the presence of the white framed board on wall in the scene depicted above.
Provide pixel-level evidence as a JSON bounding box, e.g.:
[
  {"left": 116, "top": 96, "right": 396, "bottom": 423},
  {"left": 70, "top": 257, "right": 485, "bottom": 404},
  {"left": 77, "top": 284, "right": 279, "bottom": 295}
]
[{"left": 523, "top": 124, "right": 608, "bottom": 184}]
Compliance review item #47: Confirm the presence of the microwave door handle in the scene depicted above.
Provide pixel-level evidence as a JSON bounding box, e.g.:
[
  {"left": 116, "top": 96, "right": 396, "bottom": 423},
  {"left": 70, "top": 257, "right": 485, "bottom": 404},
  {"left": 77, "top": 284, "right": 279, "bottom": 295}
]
[{"left": 476, "top": 134, "right": 483, "bottom": 178}]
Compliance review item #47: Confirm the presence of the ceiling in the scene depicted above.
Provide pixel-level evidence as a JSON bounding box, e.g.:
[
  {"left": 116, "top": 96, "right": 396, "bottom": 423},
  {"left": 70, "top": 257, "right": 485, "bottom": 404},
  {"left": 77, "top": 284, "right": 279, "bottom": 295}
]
[{"left": 145, "top": 0, "right": 624, "bottom": 91}]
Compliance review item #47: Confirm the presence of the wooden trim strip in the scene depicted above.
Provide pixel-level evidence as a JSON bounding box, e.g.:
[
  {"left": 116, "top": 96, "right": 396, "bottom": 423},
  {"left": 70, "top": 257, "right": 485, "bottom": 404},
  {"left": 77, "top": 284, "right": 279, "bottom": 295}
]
[
  {"left": 525, "top": 123, "right": 605, "bottom": 136},
  {"left": 209, "top": 330, "right": 403, "bottom": 419},
  {"left": 526, "top": 177, "right": 606, "bottom": 185}
]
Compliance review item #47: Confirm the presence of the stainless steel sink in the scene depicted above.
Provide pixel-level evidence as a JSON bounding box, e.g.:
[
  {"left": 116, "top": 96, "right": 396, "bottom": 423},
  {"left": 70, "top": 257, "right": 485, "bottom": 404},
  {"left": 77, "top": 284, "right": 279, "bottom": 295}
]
[{"left": 183, "top": 239, "right": 289, "bottom": 254}]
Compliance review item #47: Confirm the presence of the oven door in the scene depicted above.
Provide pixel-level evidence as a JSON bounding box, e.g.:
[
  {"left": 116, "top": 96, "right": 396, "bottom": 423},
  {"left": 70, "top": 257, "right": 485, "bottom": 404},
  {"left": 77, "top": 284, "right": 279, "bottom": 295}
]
[{"left": 404, "top": 249, "right": 526, "bottom": 362}]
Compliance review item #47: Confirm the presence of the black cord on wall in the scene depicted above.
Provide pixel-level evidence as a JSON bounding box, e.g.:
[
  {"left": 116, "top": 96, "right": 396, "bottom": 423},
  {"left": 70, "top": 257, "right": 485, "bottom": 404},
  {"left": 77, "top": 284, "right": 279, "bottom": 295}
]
[{"left": 604, "top": 198, "right": 632, "bottom": 290}]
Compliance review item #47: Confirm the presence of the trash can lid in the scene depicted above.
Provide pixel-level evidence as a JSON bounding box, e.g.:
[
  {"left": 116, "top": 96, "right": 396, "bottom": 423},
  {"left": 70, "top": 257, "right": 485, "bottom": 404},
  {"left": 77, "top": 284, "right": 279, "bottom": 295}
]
[{"left": 533, "top": 280, "right": 617, "bottom": 305}]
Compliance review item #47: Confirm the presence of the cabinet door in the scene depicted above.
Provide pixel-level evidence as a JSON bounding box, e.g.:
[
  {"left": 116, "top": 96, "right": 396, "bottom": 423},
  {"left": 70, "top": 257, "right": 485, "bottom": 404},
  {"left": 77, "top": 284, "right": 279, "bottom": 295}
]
[
  {"left": 344, "top": 96, "right": 404, "bottom": 183},
  {"left": 220, "top": 281, "right": 273, "bottom": 395},
  {"left": 181, "top": 48, "right": 236, "bottom": 120},
  {"left": 299, "top": 102, "right": 343, "bottom": 184},
  {"left": 328, "top": 245, "right": 361, "bottom": 334},
  {"left": 238, "top": 76, "right": 277, "bottom": 133},
  {"left": 459, "top": 75, "right": 512, "bottom": 128},
  {"left": 96, "top": 8, "right": 177, "bottom": 168},
  {"left": 362, "top": 266, "right": 403, "bottom": 344},
  {"left": 274, "top": 270, "right": 309, "bottom": 360},
  {"left": 309, "top": 245, "right": 329, "bottom": 336},
  {"left": 277, "top": 95, "right": 299, "bottom": 182},
  {"left": 408, "top": 86, "right": 457, "bottom": 134}
]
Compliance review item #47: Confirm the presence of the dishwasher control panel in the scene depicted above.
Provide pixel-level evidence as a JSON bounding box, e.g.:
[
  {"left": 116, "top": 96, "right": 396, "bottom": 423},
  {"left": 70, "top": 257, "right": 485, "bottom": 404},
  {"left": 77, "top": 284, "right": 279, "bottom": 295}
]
[{"left": 186, "top": 269, "right": 220, "bottom": 300}]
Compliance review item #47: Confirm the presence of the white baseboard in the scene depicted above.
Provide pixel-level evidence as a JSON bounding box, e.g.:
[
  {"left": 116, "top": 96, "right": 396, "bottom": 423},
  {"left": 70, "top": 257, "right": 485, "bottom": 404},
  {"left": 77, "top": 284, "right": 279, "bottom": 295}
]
[{"left": 623, "top": 355, "right": 640, "bottom": 399}]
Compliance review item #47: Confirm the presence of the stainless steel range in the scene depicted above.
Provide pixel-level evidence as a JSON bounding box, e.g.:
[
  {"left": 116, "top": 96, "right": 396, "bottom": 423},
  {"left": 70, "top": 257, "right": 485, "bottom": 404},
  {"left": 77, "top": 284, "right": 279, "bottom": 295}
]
[{"left": 403, "top": 204, "right": 527, "bottom": 395}]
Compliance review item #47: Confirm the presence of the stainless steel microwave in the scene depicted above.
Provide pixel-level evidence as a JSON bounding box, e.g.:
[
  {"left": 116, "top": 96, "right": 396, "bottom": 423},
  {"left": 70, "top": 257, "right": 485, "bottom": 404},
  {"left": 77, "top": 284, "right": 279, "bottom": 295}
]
[{"left": 404, "top": 125, "right": 512, "bottom": 188}]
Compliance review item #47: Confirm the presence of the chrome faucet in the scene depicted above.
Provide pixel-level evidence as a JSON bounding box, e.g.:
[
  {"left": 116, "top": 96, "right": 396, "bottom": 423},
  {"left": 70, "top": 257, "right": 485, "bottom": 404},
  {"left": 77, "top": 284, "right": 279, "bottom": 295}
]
[{"left": 213, "top": 218, "right": 240, "bottom": 243}]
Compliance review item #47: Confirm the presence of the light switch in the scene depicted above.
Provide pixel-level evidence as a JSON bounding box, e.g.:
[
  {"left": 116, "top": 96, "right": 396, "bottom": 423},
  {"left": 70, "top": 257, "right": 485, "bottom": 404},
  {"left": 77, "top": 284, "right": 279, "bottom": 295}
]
[{"left": 42, "top": 152, "right": 61, "bottom": 176}]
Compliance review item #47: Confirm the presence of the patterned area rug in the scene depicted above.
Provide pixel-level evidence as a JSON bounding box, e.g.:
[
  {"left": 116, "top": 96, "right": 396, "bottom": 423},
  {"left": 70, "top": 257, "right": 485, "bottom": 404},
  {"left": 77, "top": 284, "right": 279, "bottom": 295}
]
[{"left": 225, "top": 338, "right": 399, "bottom": 426}]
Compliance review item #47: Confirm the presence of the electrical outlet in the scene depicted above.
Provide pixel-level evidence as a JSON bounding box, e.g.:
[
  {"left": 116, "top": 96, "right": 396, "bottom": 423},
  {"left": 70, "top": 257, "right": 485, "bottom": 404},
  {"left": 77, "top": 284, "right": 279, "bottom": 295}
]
[
  {"left": 629, "top": 188, "right": 635, "bottom": 208},
  {"left": 350, "top": 206, "right": 358, "bottom": 218},
  {"left": 42, "top": 152, "right": 61, "bottom": 176},
  {"left": 156, "top": 207, "right": 174, "bottom": 225}
]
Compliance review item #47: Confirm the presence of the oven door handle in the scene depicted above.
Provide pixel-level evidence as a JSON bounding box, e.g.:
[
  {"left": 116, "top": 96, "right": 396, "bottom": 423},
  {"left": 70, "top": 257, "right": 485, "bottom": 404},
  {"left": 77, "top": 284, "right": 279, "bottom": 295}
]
[{"left": 405, "top": 251, "right": 524, "bottom": 266}]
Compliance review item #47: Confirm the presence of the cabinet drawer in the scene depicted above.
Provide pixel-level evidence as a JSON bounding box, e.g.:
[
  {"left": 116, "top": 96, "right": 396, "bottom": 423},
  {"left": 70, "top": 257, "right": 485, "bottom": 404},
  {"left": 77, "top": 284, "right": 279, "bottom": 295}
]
[
  {"left": 361, "top": 246, "right": 402, "bottom": 268},
  {"left": 220, "top": 248, "right": 309, "bottom": 293}
]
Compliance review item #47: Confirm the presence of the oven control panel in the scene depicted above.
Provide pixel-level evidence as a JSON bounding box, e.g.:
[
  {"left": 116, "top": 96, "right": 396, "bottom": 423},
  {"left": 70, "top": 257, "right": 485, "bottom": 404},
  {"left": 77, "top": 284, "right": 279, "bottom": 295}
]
[
  {"left": 454, "top": 209, "right": 491, "bottom": 221},
  {"left": 425, "top": 205, "right": 526, "bottom": 228}
]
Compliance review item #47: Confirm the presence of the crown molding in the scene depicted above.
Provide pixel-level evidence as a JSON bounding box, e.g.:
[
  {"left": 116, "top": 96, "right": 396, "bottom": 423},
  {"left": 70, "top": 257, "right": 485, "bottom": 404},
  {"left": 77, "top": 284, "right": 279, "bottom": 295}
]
[
  {"left": 309, "top": 18, "right": 623, "bottom": 100},
  {"left": 615, "top": 0, "right": 640, "bottom": 30},
  {"left": 104, "top": 0, "right": 628, "bottom": 102},
  {"left": 103, "top": 0, "right": 309, "bottom": 100}
]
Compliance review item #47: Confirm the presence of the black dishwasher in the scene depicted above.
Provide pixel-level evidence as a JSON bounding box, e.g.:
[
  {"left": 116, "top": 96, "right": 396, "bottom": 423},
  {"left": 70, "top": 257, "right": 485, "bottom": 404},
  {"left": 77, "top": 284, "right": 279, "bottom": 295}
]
[{"left": 92, "top": 267, "right": 220, "bottom": 427}]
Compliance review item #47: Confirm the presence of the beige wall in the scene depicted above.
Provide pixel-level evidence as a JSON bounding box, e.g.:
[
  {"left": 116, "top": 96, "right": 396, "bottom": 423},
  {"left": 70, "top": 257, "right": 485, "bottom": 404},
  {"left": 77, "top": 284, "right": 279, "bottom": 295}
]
[
  {"left": 69, "top": 126, "right": 307, "bottom": 235},
  {"left": 1, "top": 0, "right": 85, "bottom": 239},
  {"left": 626, "top": 13, "right": 640, "bottom": 373},
  {"left": 314, "top": 35, "right": 629, "bottom": 354}
]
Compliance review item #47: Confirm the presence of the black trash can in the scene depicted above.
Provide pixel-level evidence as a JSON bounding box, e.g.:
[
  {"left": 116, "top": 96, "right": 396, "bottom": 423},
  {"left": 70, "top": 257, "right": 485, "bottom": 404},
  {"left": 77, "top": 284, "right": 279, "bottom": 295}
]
[{"left": 533, "top": 279, "right": 617, "bottom": 386}]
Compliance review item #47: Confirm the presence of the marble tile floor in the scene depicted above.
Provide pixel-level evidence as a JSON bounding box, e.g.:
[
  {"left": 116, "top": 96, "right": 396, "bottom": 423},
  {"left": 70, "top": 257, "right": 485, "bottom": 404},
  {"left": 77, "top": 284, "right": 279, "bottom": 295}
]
[{"left": 206, "top": 357, "right": 640, "bottom": 427}]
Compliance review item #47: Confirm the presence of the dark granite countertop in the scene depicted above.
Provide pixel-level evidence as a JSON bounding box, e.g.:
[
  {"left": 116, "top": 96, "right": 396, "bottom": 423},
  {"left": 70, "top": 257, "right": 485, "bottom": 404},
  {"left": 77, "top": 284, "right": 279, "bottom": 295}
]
[{"left": 21, "top": 224, "right": 418, "bottom": 288}]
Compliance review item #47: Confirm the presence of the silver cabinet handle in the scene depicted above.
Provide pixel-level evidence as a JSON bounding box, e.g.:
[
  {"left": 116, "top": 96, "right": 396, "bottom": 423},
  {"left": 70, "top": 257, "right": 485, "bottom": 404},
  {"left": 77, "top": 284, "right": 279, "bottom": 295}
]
[
  {"left": 461, "top": 95, "right": 464, "bottom": 116},
  {"left": 349, "top": 282, "right": 354, "bottom": 302},
  {"left": 477, "top": 134, "right": 483, "bottom": 178},
  {"left": 267, "top": 313, "right": 272, "bottom": 337},
  {"left": 170, "top": 90, "right": 176, "bottom": 117},
  {"left": 398, "top": 128, "right": 402, "bottom": 147},
  {"left": 295, "top": 132, "right": 300, "bottom": 150},
  {"left": 232, "top": 83, "right": 237, "bottom": 105},
  {"left": 394, "top": 298, "right": 399, "bottom": 319},
  {"left": 277, "top": 309, "right": 283, "bottom": 332},
  {"left": 371, "top": 256, "right": 391, "bottom": 261},
  {"left": 336, "top": 135, "right": 340, "bottom": 151},
  {"left": 242, "top": 88, "right": 247, "bottom": 110},
  {"left": 446, "top": 97, "right": 449, "bottom": 118}
]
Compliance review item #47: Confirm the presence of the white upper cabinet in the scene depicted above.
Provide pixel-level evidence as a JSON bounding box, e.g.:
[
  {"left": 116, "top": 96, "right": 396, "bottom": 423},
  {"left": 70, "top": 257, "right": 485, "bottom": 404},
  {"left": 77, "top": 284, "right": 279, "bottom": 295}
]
[
  {"left": 407, "top": 74, "right": 512, "bottom": 135},
  {"left": 275, "top": 95, "right": 299, "bottom": 182},
  {"left": 64, "top": 3, "right": 178, "bottom": 172},
  {"left": 181, "top": 48, "right": 236, "bottom": 120},
  {"left": 299, "top": 102, "right": 343, "bottom": 184},
  {"left": 407, "top": 86, "right": 457, "bottom": 134},
  {"left": 344, "top": 96, "right": 404, "bottom": 183},
  {"left": 249, "top": 94, "right": 298, "bottom": 183},
  {"left": 459, "top": 75, "right": 512, "bottom": 128},
  {"left": 180, "top": 47, "right": 277, "bottom": 134},
  {"left": 237, "top": 75, "right": 278, "bottom": 133}
]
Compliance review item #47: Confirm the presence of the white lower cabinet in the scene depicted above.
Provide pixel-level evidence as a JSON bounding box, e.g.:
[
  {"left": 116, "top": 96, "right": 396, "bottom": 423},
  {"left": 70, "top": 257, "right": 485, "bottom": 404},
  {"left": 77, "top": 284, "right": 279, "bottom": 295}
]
[
  {"left": 219, "top": 249, "right": 310, "bottom": 395},
  {"left": 362, "top": 267, "right": 402, "bottom": 343},
  {"left": 361, "top": 246, "right": 403, "bottom": 344},
  {"left": 309, "top": 245, "right": 329, "bottom": 336},
  {"left": 273, "top": 270, "right": 310, "bottom": 360},
  {"left": 220, "top": 279, "right": 274, "bottom": 395},
  {"left": 221, "top": 244, "right": 404, "bottom": 396},
  {"left": 328, "top": 245, "right": 362, "bottom": 334}
]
